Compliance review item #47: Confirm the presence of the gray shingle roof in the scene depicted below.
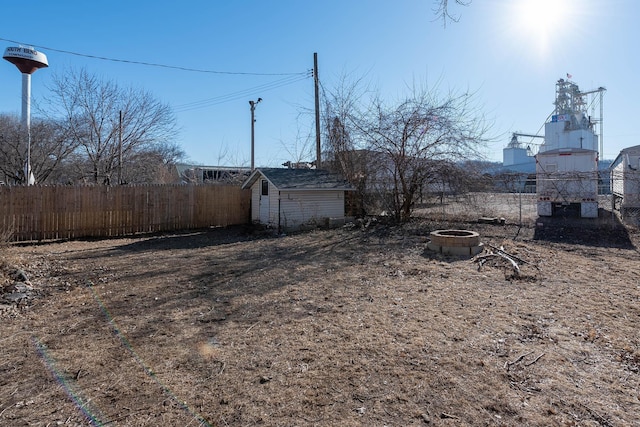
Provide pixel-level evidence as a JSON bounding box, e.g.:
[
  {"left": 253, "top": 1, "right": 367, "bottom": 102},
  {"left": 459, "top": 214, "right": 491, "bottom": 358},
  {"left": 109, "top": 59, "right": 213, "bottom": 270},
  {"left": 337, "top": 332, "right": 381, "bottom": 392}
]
[{"left": 242, "top": 168, "right": 353, "bottom": 190}]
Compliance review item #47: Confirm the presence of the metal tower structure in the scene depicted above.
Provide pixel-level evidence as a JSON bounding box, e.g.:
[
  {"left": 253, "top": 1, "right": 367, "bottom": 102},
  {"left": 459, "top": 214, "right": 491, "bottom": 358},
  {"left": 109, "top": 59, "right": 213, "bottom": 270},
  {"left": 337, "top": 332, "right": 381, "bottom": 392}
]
[
  {"left": 553, "top": 78, "right": 606, "bottom": 156},
  {"left": 3, "top": 46, "right": 49, "bottom": 185}
]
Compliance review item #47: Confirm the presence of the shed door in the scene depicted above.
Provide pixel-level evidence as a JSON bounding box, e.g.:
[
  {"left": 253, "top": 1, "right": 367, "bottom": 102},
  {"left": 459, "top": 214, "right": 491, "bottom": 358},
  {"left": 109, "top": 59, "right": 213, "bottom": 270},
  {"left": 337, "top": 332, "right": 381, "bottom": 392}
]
[{"left": 259, "top": 179, "right": 270, "bottom": 224}]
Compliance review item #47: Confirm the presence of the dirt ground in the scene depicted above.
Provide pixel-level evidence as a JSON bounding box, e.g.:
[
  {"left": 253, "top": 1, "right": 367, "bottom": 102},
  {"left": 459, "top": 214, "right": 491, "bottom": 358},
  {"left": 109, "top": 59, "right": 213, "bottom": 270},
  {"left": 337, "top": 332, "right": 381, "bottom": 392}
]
[{"left": 1, "top": 212, "right": 640, "bottom": 426}]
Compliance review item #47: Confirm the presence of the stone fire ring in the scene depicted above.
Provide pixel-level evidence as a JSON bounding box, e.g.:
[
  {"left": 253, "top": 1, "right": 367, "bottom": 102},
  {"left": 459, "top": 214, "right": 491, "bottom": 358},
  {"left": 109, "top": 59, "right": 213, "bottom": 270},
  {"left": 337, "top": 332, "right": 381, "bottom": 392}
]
[{"left": 427, "top": 229, "right": 484, "bottom": 256}]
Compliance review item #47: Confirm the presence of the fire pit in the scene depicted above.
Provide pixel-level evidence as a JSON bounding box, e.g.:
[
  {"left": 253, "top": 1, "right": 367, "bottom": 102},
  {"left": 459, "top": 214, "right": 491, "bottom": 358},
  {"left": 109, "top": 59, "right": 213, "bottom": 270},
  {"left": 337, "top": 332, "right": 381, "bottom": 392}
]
[{"left": 427, "top": 229, "right": 484, "bottom": 256}]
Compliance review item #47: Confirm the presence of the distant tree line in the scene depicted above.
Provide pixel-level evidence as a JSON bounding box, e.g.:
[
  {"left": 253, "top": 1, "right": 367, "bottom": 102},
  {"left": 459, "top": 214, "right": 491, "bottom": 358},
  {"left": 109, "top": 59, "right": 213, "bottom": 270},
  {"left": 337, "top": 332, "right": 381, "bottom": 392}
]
[{"left": 0, "top": 69, "right": 184, "bottom": 185}]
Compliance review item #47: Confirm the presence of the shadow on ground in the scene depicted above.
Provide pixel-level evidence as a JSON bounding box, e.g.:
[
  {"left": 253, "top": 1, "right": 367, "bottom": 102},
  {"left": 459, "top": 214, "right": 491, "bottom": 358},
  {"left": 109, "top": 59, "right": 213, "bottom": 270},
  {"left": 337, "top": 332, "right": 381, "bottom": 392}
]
[
  {"left": 533, "top": 209, "right": 636, "bottom": 249},
  {"left": 85, "top": 224, "right": 270, "bottom": 255}
]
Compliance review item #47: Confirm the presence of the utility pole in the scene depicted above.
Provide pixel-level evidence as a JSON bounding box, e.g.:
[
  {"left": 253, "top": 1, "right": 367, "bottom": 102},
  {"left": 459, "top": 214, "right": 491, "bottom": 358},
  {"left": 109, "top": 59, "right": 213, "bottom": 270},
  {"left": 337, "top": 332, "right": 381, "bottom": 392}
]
[
  {"left": 314, "top": 52, "right": 321, "bottom": 169},
  {"left": 249, "top": 98, "right": 262, "bottom": 171},
  {"left": 118, "top": 110, "right": 123, "bottom": 184}
]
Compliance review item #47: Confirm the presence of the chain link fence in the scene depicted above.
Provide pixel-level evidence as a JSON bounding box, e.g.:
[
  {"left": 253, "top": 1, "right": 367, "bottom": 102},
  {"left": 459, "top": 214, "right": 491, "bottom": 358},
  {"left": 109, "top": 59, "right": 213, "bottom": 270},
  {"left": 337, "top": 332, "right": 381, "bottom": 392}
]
[{"left": 412, "top": 191, "right": 625, "bottom": 228}]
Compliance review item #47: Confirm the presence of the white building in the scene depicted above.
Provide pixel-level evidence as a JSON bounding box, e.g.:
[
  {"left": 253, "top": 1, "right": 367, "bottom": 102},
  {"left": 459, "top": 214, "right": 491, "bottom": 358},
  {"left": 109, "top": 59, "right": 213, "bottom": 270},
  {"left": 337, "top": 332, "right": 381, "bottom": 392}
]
[
  {"left": 503, "top": 134, "right": 538, "bottom": 174},
  {"left": 536, "top": 78, "right": 604, "bottom": 218},
  {"left": 242, "top": 168, "right": 354, "bottom": 232}
]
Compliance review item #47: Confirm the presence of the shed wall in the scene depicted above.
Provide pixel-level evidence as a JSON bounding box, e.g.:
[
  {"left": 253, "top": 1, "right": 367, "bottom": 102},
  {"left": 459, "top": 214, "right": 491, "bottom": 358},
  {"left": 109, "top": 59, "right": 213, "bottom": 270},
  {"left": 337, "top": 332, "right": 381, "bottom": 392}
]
[
  {"left": 250, "top": 180, "right": 280, "bottom": 227},
  {"left": 250, "top": 184, "right": 260, "bottom": 222},
  {"left": 267, "top": 183, "right": 281, "bottom": 225},
  {"left": 279, "top": 190, "right": 345, "bottom": 230}
]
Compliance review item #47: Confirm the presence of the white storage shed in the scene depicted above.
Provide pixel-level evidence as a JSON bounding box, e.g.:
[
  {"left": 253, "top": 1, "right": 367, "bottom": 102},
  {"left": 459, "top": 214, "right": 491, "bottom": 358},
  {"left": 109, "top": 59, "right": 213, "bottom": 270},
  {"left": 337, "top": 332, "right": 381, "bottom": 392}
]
[{"left": 242, "top": 168, "right": 354, "bottom": 232}]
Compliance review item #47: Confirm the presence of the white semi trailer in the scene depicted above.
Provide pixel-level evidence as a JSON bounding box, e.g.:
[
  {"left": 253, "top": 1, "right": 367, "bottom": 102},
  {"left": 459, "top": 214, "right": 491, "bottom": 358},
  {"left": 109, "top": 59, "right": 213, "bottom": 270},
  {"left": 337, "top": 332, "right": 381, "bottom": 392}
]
[
  {"left": 611, "top": 145, "right": 640, "bottom": 220},
  {"left": 536, "top": 78, "right": 604, "bottom": 218}
]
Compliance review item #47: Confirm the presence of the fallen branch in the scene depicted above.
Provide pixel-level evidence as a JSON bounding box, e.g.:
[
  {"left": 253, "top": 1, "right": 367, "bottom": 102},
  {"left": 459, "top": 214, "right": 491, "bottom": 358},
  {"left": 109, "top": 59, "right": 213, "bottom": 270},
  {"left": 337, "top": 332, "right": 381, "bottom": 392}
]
[
  {"left": 474, "top": 250, "right": 521, "bottom": 275},
  {"left": 245, "top": 322, "right": 259, "bottom": 334},
  {"left": 474, "top": 254, "right": 499, "bottom": 263},
  {"left": 579, "top": 401, "right": 613, "bottom": 427},
  {"left": 505, "top": 351, "right": 534, "bottom": 370},
  {"left": 496, "top": 251, "right": 520, "bottom": 275},
  {"left": 474, "top": 254, "right": 499, "bottom": 271},
  {"left": 487, "top": 244, "right": 539, "bottom": 270},
  {"left": 552, "top": 393, "right": 614, "bottom": 427},
  {"left": 524, "top": 353, "right": 545, "bottom": 366},
  {"left": 440, "top": 412, "right": 460, "bottom": 420}
]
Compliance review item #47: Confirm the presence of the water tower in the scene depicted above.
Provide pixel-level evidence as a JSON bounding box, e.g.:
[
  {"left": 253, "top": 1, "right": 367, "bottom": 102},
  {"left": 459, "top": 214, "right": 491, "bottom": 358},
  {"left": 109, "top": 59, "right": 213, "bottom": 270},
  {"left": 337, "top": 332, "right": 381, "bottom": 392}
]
[{"left": 3, "top": 46, "right": 49, "bottom": 185}]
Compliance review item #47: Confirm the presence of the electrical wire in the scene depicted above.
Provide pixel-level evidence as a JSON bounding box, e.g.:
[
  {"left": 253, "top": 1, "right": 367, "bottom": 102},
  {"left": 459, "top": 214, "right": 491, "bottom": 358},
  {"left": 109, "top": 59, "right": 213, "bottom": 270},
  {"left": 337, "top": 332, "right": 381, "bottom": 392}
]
[
  {"left": 0, "top": 37, "right": 315, "bottom": 114},
  {"left": 0, "top": 36, "right": 307, "bottom": 76},
  {"left": 173, "top": 72, "right": 312, "bottom": 113}
]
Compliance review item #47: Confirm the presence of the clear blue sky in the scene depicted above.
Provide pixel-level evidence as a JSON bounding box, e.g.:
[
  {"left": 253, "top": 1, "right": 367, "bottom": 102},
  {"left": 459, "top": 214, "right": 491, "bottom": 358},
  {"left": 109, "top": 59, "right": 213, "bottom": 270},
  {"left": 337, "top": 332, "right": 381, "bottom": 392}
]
[{"left": 0, "top": 0, "right": 638, "bottom": 167}]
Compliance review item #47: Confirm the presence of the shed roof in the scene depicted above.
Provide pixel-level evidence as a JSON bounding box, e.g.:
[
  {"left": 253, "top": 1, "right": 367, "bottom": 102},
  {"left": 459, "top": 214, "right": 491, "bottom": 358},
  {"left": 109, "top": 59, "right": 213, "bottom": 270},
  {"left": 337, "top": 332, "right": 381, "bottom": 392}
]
[{"left": 241, "top": 168, "right": 354, "bottom": 191}]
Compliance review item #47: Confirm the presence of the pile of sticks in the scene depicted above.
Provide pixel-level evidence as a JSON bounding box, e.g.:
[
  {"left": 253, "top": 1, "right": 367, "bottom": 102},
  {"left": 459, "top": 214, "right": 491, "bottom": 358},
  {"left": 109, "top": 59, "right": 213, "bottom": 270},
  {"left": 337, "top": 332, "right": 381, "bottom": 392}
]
[{"left": 474, "top": 244, "right": 538, "bottom": 277}]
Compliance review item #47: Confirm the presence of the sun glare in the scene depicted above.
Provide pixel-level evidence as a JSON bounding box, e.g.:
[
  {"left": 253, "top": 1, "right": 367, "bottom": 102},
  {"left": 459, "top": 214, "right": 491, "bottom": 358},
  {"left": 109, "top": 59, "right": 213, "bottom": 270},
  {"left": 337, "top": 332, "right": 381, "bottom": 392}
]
[{"left": 510, "top": 0, "right": 571, "bottom": 56}]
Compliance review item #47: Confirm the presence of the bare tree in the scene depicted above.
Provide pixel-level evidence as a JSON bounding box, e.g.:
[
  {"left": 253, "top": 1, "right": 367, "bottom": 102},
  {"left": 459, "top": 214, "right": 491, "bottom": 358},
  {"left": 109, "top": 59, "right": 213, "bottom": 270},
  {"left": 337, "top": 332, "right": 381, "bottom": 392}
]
[
  {"left": 30, "top": 118, "right": 80, "bottom": 183},
  {"left": 0, "top": 114, "right": 78, "bottom": 184},
  {"left": 320, "top": 73, "right": 376, "bottom": 216},
  {"left": 0, "top": 114, "right": 25, "bottom": 184},
  {"left": 46, "top": 69, "right": 179, "bottom": 184},
  {"left": 279, "top": 122, "right": 316, "bottom": 168},
  {"left": 322, "top": 77, "right": 490, "bottom": 222},
  {"left": 434, "top": 0, "right": 471, "bottom": 26},
  {"left": 359, "top": 88, "right": 490, "bottom": 221},
  {"left": 124, "top": 141, "right": 185, "bottom": 184}
]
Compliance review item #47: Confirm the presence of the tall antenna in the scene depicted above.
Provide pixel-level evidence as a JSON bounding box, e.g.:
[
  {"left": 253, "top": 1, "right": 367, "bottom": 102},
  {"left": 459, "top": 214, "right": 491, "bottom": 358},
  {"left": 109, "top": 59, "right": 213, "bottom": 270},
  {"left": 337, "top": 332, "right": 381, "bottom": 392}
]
[{"left": 3, "top": 46, "right": 49, "bottom": 185}]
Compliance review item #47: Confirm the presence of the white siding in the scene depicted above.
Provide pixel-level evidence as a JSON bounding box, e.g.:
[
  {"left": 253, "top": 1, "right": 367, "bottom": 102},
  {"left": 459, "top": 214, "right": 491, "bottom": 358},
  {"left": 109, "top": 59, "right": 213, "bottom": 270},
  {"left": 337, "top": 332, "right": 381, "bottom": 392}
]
[
  {"left": 279, "top": 190, "right": 345, "bottom": 231},
  {"left": 250, "top": 184, "right": 260, "bottom": 222},
  {"left": 267, "top": 182, "right": 280, "bottom": 226},
  {"left": 250, "top": 180, "right": 279, "bottom": 227},
  {"left": 249, "top": 174, "right": 347, "bottom": 230}
]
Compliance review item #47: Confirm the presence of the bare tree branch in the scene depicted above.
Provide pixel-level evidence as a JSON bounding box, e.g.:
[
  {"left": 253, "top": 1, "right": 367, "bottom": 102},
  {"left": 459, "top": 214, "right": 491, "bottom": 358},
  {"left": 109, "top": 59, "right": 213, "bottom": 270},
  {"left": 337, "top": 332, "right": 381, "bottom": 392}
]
[
  {"left": 433, "top": 0, "right": 472, "bottom": 27},
  {"left": 45, "top": 68, "right": 179, "bottom": 184},
  {"left": 322, "top": 77, "right": 490, "bottom": 222}
]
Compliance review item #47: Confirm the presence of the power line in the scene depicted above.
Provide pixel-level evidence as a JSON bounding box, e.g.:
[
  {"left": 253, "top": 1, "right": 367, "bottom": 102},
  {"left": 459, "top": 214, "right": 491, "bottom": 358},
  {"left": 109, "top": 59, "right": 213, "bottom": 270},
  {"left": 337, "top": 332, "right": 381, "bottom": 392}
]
[
  {"left": 175, "top": 74, "right": 309, "bottom": 108},
  {"left": 0, "top": 37, "right": 307, "bottom": 76},
  {"left": 173, "top": 73, "right": 312, "bottom": 113}
]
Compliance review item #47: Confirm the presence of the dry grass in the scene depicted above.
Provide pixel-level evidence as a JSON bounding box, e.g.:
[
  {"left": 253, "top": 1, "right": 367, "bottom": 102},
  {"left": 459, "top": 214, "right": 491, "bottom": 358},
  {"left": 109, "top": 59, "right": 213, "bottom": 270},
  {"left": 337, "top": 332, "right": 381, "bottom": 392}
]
[{"left": 1, "top": 214, "right": 639, "bottom": 426}]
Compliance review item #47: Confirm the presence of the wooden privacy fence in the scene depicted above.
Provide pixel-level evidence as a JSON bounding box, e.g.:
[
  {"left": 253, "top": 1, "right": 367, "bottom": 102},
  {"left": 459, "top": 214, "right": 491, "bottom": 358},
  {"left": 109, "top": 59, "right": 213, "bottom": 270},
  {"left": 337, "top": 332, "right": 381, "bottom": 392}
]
[{"left": 0, "top": 184, "right": 251, "bottom": 242}]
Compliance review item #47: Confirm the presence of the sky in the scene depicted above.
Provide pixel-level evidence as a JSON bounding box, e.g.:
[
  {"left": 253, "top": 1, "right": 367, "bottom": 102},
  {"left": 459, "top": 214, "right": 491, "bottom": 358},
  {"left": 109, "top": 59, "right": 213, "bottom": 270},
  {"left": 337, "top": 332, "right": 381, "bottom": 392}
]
[{"left": 0, "top": 0, "right": 638, "bottom": 167}]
